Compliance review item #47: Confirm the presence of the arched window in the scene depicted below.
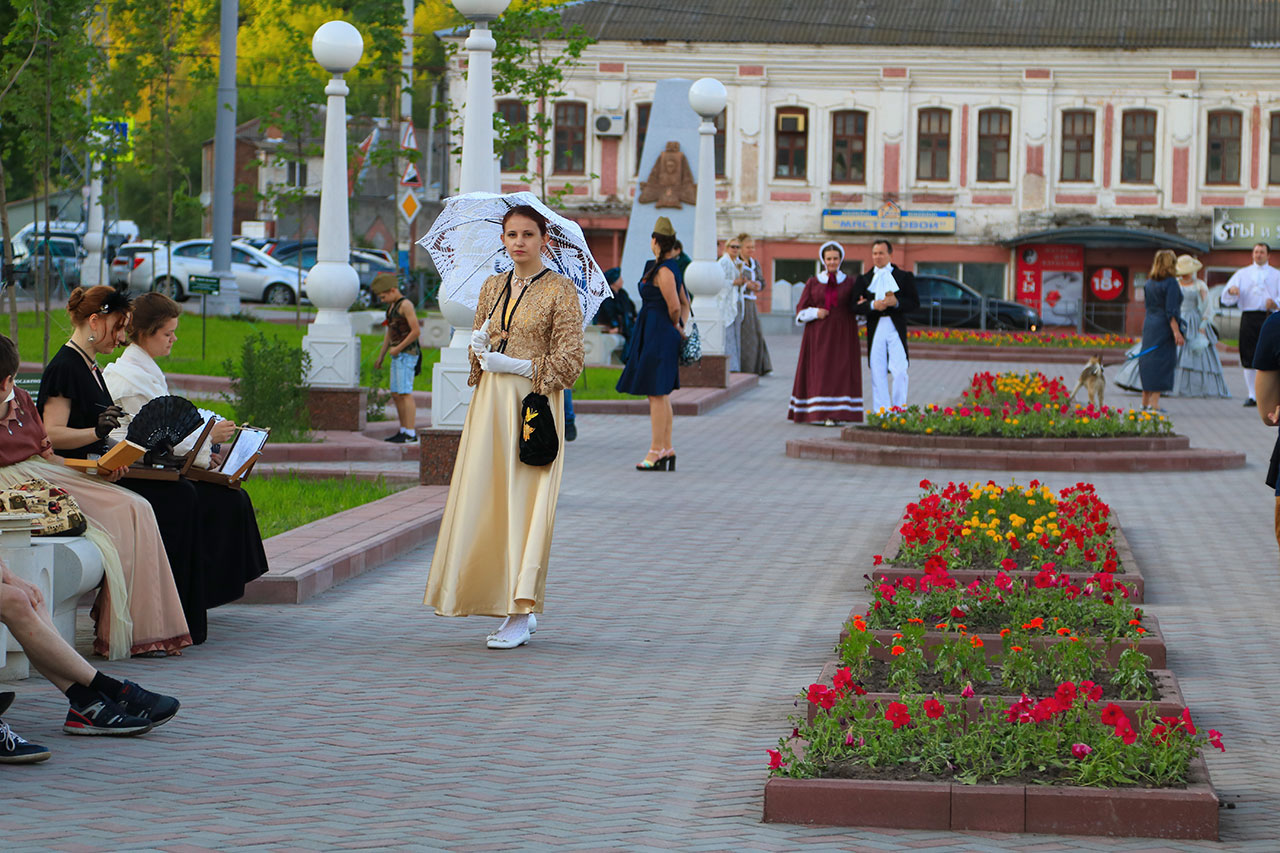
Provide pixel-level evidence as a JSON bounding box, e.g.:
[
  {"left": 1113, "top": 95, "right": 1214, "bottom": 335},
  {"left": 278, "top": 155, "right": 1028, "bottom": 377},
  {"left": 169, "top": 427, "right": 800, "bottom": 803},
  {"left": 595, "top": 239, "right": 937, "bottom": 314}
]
[
  {"left": 917, "top": 108, "right": 951, "bottom": 182},
  {"left": 976, "top": 108, "right": 1011, "bottom": 182},
  {"left": 1206, "top": 110, "right": 1242, "bottom": 184},
  {"left": 830, "top": 109, "right": 867, "bottom": 184},
  {"left": 553, "top": 102, "right": 587, "bottom": 174},
  {"left": 1060, "top": 110, "right": 1095, "bottom": 182},
  {"left": 1121, "top": 109, "right": 1157, "bottom": 184},
  {"left": 496, "top": 99, "right": 528, "bottom": 173}
]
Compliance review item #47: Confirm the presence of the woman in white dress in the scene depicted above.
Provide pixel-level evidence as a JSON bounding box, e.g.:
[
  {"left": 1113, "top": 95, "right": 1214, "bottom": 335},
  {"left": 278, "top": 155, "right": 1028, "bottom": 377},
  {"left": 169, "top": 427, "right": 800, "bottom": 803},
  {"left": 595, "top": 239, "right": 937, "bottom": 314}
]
[
  {"left": 1171, "top": 254, "right": 1231, "bottom": 398},
  {"left": 716, "top": 236, "right": 744, "bottom": 372}
]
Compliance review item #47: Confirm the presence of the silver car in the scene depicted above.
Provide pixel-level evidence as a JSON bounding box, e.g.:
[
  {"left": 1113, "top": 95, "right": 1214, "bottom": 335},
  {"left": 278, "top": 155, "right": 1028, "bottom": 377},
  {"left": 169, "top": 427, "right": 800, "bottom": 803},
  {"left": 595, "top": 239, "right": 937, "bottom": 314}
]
[
  {"left": 1207, "top": 284, "right": 1241, "bottom": 341},
  {"left": 130, "top": 239, "right": 307, "bottom": 304}
]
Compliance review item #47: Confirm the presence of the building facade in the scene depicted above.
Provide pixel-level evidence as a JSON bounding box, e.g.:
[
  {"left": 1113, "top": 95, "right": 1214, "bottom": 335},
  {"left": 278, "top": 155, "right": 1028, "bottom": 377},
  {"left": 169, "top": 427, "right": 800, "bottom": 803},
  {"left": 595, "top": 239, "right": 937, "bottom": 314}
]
[{"left": 444, "top": 0, "right": 1280, "bottom": 332}]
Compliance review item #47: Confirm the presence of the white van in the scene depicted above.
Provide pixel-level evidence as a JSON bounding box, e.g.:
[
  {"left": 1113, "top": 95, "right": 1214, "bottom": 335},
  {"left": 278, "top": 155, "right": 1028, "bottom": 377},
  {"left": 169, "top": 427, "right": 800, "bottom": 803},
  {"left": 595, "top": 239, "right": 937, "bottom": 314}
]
[{"left": 11, "top": 219, "right": 141, "bottom": 262}]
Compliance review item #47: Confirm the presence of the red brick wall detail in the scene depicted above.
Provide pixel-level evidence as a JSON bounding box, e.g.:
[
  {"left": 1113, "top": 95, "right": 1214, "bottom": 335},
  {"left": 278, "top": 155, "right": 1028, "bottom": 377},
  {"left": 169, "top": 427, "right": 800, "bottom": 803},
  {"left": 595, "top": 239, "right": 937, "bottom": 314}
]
[
  {"left": 883, "top": 142, "right": 900, "bottom": 196},
  {"left": 1265, "top": 197, "right": 1280, "bottom": 207},
  {"left": 1170, "top": 69, "right": 1197, "bottom": 80},
  {"left": 739, "top": 65, "right": 765, "bottom": 76},
  {"left": 1025, "top": 68, "right": 1051, "bottom": 80},
  {"left": 599, "top": 137, "right": 618, "bottom": 197},
  {"left": 770, "top": 190, "right": 812, "bottom": 202},
  {"left": 598, "top": 62, "right": 625, "bottom": 73},
  {"left": 912, "top": 193, "right": 954, "bottom": 204},
  {"left": 1055, "top": 193, "right": 1097, "bottom": 205},
  {"left": 1114, "top": 194, "right": 1158, "bottom": 205},
  {"left": 1103, "top": 104, "right": 1114, "bottom": 188},
  {"left": 1201, "top": 194, "right": 1246, "bottom": 206},
  {"left": 830, "top": 193, "right": 863, "bottom": 204},
  {"left": 1026, "top": 144, "right": 1044, "bottom": 177},
  {"left": 1172, "top": 146, "right": 1189, "bottom": 204},
  {"left": 882, "top": 67, "right": 908, "bottom": 78},
  {"left": 972, "top": 194, "right": 1013, "bottom": 204}
]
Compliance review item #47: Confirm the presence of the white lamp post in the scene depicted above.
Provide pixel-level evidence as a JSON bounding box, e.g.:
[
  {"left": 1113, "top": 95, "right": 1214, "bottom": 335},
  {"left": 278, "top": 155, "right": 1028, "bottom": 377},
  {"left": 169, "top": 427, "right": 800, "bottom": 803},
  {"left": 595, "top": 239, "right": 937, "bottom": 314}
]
[
  {"left": 682, "top": 77, "right": 730, "bottom": 356},
  {"left": 431, "top": 0, "right": 510, "bottom": 429},
  {"left": 81, "top": 172, "right": 106, "bottom": 288},
  {"left": 304, "top": 20, "right": 364, "bottom": 389}
]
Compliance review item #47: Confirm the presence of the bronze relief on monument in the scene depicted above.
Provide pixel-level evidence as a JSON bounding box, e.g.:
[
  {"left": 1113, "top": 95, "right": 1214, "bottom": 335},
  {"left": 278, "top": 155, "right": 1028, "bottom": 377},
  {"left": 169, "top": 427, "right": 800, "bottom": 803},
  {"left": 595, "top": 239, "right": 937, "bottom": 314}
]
[{"left": 638, "top": 141, "right": 697, "bottom": 208}]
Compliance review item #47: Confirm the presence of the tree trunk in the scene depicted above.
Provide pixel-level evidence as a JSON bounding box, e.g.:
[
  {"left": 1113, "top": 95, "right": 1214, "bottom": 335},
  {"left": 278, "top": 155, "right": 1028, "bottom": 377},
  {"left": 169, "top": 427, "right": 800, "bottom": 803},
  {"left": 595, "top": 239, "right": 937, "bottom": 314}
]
[{"left": 0, "top": 152, "right": 17, "bottom": 342}]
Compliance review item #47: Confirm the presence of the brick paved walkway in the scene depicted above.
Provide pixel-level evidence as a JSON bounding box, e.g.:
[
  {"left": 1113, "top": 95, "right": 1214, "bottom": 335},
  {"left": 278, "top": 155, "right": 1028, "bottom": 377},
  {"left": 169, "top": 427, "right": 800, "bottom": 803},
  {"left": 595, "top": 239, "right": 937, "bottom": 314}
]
[{"left": 2, "top": 336, "right": 1276, "bottom": 851}]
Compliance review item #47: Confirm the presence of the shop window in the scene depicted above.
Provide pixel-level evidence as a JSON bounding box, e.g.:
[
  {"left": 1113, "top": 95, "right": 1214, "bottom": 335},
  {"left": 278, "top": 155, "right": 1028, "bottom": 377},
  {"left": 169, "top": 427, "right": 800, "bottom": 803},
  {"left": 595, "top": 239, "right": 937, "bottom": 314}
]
[
  {"left": 1271, "top": 112, "right": 1280, "bottom": 185},
  {"left": 917, "top": 108, "right": 951, "bottom": 182},
  {"left": 1060, "top": 110, "right": 1095, "bottom": 182},
  {"left": 1121, "top": 109, "right": 1157, "bottom": 184},
  {"left": 831, "top": 109, "right": 867, "bottom": 184},
  {"left": 1206, "top": 110, "right": 1242, "bottom": 185},
  {"left": 553, "top": 102, "right": 586, "bottom": 174},
  {"left": 976, "top": 108, "right": 1011, "bottom": 182},
  {"left": 775, "top": 107, "right": 808, "bottom": 179},
  {"left": 496, "top": 99, "right": 528, "bottom": 173},
  {"left": 634, "top": 103, "right": 650, "bottom": 175}
]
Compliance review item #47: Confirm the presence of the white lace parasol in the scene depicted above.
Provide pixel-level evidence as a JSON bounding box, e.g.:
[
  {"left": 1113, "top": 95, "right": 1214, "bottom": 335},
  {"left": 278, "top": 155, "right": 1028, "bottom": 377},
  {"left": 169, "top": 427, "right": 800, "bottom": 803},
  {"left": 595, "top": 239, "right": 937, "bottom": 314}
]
[{"left": 417, "top": 191, "right": 610, "bottom": 328}]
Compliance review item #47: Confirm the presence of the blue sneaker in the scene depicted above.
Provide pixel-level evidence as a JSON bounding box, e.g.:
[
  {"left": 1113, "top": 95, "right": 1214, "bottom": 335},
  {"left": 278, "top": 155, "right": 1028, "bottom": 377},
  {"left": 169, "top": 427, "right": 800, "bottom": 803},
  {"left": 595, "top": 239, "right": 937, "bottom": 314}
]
[
  {"left": 0, "top": 718, "right": 51, "bottom": 764},
  {"left": 63, "top": 695, "right": 152, "bottom": 737},
  {"left": 113, "top": 680, "right": 180, "bottom": 727}
]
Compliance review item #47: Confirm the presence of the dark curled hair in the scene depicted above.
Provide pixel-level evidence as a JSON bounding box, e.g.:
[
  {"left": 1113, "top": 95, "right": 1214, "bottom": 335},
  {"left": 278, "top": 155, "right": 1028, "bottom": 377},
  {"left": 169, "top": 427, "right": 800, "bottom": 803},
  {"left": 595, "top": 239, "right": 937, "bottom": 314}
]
[
  {"left": 501, "top": 204, "right": 549, "bottom": 235},
  {"left": 67, "top": 285, "right": 129, "bottom": 325},
  {"left": 128, "top": 292, "right": 183, "bottom": 342},
  {"left": 0, "top": 334, "right": 18, "bottom": 382},
  {"left": 643, "top": 232, "right": 678, "bottom": 284}
]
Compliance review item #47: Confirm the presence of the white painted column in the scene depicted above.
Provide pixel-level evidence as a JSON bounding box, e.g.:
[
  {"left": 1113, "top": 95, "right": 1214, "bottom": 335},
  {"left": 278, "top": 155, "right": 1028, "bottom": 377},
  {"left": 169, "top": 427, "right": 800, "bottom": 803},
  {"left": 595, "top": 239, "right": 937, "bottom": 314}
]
[
  {"left": 683, "top": 77, "right": 730, "bottom": 354},
  {"left": 432, "top": 0, "right": 511, "bottom": 429},
  {"left": 303, "top": 21, "right": 365, "bottom": 388}
]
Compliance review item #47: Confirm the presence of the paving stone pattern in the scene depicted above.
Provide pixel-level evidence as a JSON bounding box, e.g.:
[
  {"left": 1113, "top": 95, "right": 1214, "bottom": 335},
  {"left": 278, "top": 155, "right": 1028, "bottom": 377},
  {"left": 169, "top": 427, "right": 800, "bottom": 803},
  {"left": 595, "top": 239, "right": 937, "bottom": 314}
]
[{"left": 2, "top": 336, "right": 1276, "bottom": 851}]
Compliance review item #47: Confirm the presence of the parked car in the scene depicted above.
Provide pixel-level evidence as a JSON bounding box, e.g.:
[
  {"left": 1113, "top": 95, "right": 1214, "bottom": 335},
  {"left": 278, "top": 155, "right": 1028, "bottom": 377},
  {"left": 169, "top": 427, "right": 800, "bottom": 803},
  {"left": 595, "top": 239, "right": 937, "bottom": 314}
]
[
  {"left": 906, "top": 274, "right": 1041, "bottom": 331},
  {"left": 11, "top": 219, "right": 139, "bottom": 264},
  {"left": 13, "top": 236, "right": 84, "bottom": 293},
  {"left": 269, "top": 241, "right": 397, "bottom": 308},
  {"left": 1207, "top": 284, "right": 1241, "bottom": 341},
  {"left": 129, "top": 239, "right": 307, "bottom": 304},
  {"left": 110, "top": 240, "right": 164, "bottom": 291}
]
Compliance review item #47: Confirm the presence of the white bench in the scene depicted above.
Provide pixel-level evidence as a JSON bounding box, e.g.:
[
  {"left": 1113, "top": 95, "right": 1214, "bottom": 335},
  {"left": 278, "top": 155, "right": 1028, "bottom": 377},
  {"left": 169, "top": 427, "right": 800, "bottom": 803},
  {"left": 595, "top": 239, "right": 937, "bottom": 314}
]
[
  {"left": 582, "top": 328, "right": 626, "bottom": 366},
  {"left": 0, "top": 520, "right": 105, "bottom": 681}
]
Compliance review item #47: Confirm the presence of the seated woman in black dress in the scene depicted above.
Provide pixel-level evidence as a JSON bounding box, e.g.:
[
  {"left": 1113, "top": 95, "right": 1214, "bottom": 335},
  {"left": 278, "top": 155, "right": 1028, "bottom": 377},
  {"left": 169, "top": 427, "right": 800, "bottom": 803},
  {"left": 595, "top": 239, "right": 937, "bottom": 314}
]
[
  {"left": 102, "top": 293, "right": 268, "bottom": 611},
  {"left": 39, "top": 286, "right": 208, "bottom": 647},
  {"left": 615, "top": 216, "right": 690, "bottom": 470}
]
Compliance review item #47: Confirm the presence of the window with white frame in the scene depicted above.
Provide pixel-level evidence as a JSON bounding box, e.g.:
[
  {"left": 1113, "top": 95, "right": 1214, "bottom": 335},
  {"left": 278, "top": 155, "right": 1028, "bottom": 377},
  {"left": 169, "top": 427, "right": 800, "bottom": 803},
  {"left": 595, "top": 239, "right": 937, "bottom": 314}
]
[
  {"left": 1206, "top": 110, "right": 1242, "bottom": 185},
  {"left": 1060, "top": 109, "right": 1095, "bottom": 182},
  {"left": 917, "top": 107, "right": 951, "bottom": 182},
  {"left": 1121, "top": 109, "right": 1157, "bottom": 184},
  {"left": 976, "top": 108, "right": 1011, "bottom": 182}
]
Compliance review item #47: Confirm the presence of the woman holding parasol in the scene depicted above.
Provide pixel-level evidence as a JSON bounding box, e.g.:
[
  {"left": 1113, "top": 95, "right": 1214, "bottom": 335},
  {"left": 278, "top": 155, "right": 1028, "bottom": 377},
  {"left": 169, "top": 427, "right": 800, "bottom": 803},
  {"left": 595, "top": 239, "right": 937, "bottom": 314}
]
[{"left": 423, "top": 202, "right": 586, "bottom": 649}]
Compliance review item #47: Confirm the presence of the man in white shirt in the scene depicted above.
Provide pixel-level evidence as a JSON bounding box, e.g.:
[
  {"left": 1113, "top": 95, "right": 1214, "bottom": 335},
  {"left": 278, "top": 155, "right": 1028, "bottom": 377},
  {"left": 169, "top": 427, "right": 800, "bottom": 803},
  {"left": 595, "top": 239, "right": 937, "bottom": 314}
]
[
  {"left": 1222, "top": 242, "right": 1280, "bottom": 406},
  {"left": 852, "top": 239, "right": 919, "bottom": 413}
]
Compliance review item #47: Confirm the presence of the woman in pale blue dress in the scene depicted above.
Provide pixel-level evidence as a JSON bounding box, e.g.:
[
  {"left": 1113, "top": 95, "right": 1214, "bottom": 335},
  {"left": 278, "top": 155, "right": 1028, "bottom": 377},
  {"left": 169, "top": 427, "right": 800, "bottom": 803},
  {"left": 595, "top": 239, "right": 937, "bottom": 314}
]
[{"left": 1171, "top": 255, "right": 1231, "bottom": 398}]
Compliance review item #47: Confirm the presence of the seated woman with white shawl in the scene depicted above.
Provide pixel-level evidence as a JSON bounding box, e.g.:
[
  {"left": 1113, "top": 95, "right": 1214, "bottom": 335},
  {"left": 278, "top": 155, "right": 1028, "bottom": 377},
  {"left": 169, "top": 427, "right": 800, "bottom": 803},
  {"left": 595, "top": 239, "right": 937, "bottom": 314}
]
[
  {"left": 0, "top": 332, "right": 190, "bottom": 659},
  {"left": 102, "top": 293, "right": 269, "bottom": 617}
]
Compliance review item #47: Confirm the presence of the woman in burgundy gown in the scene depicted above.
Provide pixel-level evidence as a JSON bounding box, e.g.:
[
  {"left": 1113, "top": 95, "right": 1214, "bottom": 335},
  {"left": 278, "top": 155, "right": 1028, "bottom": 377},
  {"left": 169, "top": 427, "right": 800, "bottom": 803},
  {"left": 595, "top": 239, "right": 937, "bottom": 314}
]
[{"left": 788, "top": 241, "right": 864, "bottom": 425}]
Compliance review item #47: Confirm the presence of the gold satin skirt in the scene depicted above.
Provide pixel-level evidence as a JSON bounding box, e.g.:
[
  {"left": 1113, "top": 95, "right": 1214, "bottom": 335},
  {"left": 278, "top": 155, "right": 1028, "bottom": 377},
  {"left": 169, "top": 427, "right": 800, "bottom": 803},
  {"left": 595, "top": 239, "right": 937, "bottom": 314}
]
[{"left": 424, "top": 372, "right": 566, "bottom": 617}]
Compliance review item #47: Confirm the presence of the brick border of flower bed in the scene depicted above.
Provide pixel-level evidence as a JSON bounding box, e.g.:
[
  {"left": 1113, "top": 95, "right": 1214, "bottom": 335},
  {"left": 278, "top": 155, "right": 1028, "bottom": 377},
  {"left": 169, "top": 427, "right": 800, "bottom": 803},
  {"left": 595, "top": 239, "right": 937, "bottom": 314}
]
[
  {"left": 839, "top": 427, "right": 1191, "bottom": 452},
  {"left": 864, "top": 511, "right": 1146, "bottom": 601},
  {"left": 786, "top": 432, "right": 1246, "bottom": 472},
  {"left": 805, "top": 661, "right": 1186, "bottom": 724},
  {"left": 761, "top": 755, "right": 1219, "bottom": 838},
  {"left": 840, "top": 613, "right": 1166, "bottom": 668}
]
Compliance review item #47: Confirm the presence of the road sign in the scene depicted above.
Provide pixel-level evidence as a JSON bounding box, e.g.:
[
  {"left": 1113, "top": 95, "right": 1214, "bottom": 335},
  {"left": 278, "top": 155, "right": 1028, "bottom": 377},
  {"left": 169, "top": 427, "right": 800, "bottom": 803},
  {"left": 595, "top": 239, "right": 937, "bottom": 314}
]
[
  {"left": 399, "top": 190, "right": 421, "bottom": 224},
  {"left": 188, "top": 275, "right": 220, "bottom": 295},
  {"left": 401, "top": 124, "right": 417, "bottom": 151},
  {"left": 400, "top": 161, "right": 422, "bottom": 188}
]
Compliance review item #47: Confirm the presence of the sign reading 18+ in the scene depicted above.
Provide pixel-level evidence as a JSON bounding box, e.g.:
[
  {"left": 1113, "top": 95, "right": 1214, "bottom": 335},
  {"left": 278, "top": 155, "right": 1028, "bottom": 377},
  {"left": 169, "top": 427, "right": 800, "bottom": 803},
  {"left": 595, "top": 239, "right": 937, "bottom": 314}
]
[{"left": 1090, "top": 268, "right": 1124, "bottom": 301}]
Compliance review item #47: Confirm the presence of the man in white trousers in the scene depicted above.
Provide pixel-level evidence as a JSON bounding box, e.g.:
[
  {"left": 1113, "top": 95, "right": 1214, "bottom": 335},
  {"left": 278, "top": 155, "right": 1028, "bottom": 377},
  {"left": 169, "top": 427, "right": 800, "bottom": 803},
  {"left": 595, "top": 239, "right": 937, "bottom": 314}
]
[
  {"left": 852, "top": 239, "right": 919, "bottom": 413},
  {"left": 1221, "top": 242, "right": 1280, "bottom": 407}
]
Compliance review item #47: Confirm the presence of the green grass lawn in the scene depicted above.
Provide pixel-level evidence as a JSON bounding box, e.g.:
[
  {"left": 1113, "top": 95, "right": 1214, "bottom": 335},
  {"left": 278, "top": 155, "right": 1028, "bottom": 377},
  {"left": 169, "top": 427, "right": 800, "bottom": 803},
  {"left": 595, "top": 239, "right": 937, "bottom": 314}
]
[
  {"left": 7, "top": 310, "right": 441, "bottom": 392},
  {"left": 244, "top": 474, "right": 404, "bottom": 539}
]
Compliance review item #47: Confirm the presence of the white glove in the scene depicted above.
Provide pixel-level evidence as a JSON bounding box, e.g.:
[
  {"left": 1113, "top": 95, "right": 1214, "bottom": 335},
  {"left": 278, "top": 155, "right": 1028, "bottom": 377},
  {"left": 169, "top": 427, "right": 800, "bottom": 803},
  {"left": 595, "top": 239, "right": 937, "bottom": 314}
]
[
  {"left": 470, "top": 318, "right": 492, "bottom": 356},
  {"left": 796, "top": 307, "right": 820, "bottom": 325},
  {"left": 478, "top": 350, "right": 534, "bottom": 379}
]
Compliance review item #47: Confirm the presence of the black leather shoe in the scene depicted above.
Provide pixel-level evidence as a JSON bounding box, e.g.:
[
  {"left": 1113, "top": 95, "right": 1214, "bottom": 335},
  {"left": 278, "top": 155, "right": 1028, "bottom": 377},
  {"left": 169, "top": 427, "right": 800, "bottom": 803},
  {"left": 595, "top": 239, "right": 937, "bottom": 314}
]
[{"left": 1245, "top": 398, "right": 1258, "bottom": 407}]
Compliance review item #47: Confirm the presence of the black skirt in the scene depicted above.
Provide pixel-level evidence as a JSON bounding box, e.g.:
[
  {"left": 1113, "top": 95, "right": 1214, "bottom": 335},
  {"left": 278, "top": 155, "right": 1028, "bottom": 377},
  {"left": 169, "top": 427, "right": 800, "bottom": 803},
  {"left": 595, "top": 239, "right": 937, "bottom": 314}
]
[
  {"left": 192, "top": 481, "right": 269, "bottom": 608},
  {"left": 119, "top": 478, "right": 206, "bottom": 645}
]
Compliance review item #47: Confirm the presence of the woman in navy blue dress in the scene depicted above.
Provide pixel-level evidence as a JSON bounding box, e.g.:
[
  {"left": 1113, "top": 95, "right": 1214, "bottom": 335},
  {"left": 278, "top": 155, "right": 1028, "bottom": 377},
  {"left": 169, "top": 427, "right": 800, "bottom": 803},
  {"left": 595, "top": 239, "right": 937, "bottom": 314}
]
[
  {"left": 1138, "top": 249, "right": 1186, "bottom": 412},
  {"left": 616, "top": 217, "right": 690, "bottom": 470}
]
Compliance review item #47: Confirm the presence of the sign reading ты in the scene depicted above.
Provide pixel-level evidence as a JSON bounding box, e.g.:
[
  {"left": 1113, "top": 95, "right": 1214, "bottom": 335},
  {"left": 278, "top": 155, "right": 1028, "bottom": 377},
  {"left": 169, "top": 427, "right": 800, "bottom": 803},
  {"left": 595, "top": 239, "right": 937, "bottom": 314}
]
[{"left": 1212, "top": 207, "right": 1280, "bottom": 249}]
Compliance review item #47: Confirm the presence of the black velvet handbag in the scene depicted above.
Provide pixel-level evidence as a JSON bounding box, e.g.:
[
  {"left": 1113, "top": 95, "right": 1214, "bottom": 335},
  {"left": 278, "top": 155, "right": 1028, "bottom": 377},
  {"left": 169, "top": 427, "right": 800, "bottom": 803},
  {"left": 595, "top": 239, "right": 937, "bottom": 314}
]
[{"left": 518, "top": 392, "right": 559, "bottom": 466}]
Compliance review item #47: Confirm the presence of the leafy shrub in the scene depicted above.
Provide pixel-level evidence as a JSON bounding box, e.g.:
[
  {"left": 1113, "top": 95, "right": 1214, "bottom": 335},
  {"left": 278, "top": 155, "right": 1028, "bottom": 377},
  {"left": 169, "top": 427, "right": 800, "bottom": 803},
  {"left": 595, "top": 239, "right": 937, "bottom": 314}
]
[{"left": 222, "top": 332, "right": 311, "bottom": 441}]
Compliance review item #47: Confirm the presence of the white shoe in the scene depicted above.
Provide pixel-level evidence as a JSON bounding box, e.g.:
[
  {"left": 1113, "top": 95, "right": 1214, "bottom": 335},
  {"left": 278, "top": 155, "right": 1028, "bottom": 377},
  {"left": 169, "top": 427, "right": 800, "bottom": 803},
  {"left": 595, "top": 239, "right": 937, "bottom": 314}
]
[
  {"left": 486, "top": 625, "right": 531, "bottom": 649},
  {"left": 486, "top": 613, "right": 536, "bottom": 641}
]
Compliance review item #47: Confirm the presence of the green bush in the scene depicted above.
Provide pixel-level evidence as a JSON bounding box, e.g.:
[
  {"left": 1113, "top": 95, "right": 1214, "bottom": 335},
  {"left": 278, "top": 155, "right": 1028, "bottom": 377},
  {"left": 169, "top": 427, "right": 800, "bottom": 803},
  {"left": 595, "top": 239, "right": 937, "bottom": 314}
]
[{"left": 222, "top": 332, "right": 312, "bottom": 441}]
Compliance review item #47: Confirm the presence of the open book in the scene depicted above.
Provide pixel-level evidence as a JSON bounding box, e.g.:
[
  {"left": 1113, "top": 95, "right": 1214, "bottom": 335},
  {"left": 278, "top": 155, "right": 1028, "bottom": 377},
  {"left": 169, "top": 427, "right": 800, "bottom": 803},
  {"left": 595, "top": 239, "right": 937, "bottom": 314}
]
[{"left": 64, "top": 440, "right": 147, "bottom": 475}]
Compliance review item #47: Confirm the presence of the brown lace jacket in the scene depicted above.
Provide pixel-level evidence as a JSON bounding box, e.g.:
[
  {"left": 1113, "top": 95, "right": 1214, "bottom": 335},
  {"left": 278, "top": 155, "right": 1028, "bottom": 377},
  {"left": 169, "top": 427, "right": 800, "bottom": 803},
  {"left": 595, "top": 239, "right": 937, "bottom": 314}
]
[{"left": 468, "top": 270, "right": 585, "bottom": 396}]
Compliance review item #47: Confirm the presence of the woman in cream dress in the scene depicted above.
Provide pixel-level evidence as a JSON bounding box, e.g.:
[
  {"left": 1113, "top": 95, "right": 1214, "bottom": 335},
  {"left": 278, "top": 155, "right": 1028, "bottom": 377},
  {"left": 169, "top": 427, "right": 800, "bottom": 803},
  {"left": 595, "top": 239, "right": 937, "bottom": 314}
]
[{"left": 424, "top": 205, "right": 585, "bottom": 649}]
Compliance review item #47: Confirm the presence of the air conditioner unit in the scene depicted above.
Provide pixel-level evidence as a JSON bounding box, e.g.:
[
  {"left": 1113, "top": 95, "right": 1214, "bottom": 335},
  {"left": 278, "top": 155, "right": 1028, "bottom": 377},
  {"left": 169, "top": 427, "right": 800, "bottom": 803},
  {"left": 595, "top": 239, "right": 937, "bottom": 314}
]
[{"left": 594, "top": 112, "right": 626, "bottom": 136}]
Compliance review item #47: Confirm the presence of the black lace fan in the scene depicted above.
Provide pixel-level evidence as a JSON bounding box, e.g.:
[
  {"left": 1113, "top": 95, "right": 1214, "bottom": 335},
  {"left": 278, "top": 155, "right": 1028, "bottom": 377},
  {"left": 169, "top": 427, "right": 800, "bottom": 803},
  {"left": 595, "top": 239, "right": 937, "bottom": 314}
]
[{"left": 126, "top": 395, "right": 205, "bottom": 452}]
